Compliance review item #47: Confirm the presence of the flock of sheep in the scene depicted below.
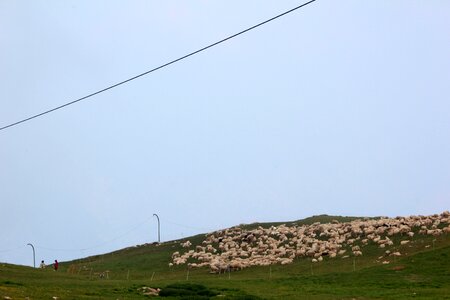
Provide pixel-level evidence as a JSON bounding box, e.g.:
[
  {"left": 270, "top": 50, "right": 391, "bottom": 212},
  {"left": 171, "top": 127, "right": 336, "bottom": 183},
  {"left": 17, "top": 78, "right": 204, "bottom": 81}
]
[{"left": 170, "top": 211, "right": 450, "bottom": 273}]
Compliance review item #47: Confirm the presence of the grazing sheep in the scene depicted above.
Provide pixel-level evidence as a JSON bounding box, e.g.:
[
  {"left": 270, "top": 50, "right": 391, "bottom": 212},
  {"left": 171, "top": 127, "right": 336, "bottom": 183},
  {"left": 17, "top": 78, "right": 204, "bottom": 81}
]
[
  {"left": 181, "top": 241, "right": 192, "bottom": 248},
  {"left": 280, "top": 258, "right": 293, "bottom": 265},
  {"left": 170, "top": 211, "right": 449, "bottom": 273}
]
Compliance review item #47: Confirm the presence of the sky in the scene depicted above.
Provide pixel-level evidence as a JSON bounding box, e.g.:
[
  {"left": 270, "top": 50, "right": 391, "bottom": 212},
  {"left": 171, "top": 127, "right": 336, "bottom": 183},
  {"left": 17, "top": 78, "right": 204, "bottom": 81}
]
[{"left": 1, "top": 0, "right": 449, "bottom": 267}]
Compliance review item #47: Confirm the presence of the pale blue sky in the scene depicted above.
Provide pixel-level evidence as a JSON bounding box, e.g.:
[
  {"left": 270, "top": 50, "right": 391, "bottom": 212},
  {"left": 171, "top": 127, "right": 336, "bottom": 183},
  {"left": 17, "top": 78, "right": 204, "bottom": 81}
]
[{"left": 1, "top": 1, "right": 449, "bottom": 266}]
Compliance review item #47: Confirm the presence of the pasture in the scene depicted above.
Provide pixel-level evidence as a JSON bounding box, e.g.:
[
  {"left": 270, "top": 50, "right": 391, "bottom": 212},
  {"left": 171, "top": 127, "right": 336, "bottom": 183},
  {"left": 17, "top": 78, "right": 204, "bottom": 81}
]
[{"left": 1, "top": 214, "right": 449, "bottom": 299}]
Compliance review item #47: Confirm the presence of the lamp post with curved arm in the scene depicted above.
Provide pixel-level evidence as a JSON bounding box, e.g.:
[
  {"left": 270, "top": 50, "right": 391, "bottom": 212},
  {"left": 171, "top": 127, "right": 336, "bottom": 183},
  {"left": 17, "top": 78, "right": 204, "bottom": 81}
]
[
  {"left": 153, "top": 214, "right": 160, "bottom": 243},
  {"left": 27, "top": 243, "right": 35, "bottom": 268}
]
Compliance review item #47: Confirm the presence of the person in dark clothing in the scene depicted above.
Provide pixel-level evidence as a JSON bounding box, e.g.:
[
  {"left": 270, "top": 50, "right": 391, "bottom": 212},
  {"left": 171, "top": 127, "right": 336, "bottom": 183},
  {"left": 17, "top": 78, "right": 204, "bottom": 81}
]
[{"left": 53, "top": 259, "right": 59, "bottom": 271}]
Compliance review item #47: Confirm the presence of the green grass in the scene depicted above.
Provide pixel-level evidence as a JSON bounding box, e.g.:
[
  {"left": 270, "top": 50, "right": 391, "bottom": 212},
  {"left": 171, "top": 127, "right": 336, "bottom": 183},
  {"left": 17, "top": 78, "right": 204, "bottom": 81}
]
[{"left": 1, "top": 215, "right": 449, "bottom": 299}]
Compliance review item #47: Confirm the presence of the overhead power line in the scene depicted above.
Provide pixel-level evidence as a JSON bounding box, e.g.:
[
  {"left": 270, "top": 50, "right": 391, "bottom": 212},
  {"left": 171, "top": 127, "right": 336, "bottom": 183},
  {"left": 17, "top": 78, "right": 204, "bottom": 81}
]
[
  {"left": 36, "top": 217, "right": 153, "bottom": 252},
  {"left": 165, "top": 219, "right": 216, "bottom": 232},
  {"left": 0, "top": 0, "right": 317, "bottom": 132},
  {"left": 0, "top": 245, "right": 26, "bottom": 253}
]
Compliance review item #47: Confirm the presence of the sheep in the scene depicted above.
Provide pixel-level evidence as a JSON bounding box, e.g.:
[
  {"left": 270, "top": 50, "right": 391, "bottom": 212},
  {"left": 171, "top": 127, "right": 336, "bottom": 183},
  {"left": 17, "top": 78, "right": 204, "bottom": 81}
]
[
  {"left": 187, "top": 263, "right": 198, "bottom": 269},
  {"left": 351, "top": 245, "right": 360, "bottom": 252},
  {"left": 338, "top": 250, "right": 347, "bottom": 256},
  {"left": 181, "top": 241, "right": 192, "bottom": 248},
  {"left": 170, "top": 211, "right": 449, "bottom": 273},
  {"left": 280, "top": 258, "right": 293, "bottom": 265}
]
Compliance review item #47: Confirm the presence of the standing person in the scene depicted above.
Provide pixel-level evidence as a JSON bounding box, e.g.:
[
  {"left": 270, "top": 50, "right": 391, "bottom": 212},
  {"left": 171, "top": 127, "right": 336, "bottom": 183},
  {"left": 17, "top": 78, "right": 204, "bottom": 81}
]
[
  {"left": 39, "top": 260, "right": 46, "bottom": 269},
  {"left": 53, "top": 259, "right": 59, "bottom": 271}
]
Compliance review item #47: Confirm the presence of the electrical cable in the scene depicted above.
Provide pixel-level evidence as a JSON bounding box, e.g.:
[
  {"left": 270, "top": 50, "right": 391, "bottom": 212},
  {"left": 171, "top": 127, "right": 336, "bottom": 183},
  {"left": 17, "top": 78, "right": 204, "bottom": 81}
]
[
  {"left": 36, "top": 217, "right": 152, "bottom": 252},
  {"left": 164, "top": 219, "right": 216, "bottom": 232},
  {"left": 0, "top": 245, "right": 26, "bottom": 253},
  {"left": 0, "top": 0, "right": 317, "bottom": 132}
]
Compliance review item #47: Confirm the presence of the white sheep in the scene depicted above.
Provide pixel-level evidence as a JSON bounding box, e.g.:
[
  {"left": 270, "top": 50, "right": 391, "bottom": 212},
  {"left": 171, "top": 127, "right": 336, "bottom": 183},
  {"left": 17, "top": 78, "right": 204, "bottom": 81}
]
[
  {"left": 181, "top": 240, "right": 192, "bottom": 248},
  {"left": 170, "top": 211, "right": 449, "bottom": 272}
]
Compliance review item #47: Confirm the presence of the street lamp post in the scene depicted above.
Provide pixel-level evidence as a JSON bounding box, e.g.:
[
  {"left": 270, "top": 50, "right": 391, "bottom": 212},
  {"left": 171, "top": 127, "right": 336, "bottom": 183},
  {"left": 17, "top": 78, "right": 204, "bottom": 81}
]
[
  {"left": 153, "top": 214, "right": 160, "bottom": 243},
  {"left": 27, "top": 243, "right": 35, "bottom": 268}
]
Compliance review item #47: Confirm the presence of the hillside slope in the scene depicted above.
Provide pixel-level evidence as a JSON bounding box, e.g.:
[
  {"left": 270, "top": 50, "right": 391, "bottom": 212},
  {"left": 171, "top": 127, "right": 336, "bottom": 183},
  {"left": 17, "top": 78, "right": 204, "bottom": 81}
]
[{"left": 1, "top": 213, "right": 449, "bottom": 299}]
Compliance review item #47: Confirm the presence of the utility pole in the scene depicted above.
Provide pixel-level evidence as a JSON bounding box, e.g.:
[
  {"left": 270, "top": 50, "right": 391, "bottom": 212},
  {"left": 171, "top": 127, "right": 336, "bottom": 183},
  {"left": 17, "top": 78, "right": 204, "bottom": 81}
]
[
  {"left": 153, "top": 214, "right": 160, "bottom": 243},
  {"left": 27, "top": 243, "right": 35, "bottom": 268}
]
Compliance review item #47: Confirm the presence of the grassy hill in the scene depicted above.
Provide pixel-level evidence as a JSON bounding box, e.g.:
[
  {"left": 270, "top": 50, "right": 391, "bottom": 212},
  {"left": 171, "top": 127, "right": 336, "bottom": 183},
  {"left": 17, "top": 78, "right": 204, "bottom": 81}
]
[{"left": 1, "top": 214, "right": 449, "bottom": 299}]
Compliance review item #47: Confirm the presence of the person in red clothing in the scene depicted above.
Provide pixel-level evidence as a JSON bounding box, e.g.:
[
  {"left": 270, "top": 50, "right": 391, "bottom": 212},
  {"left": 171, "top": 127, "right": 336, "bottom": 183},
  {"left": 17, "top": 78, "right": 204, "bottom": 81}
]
[{"left": 53, "top": 259, "right": 59, "bottom": 271}]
